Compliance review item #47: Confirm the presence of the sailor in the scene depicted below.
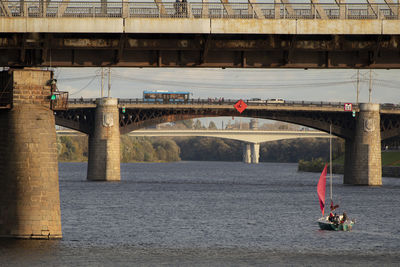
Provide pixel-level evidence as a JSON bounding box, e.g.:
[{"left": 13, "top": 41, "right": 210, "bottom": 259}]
[
  {"left": 328, "top": 212, "right": 334, "bottom": 222},
  {"left": 341, "top": 211, "right": 348, "bottom": 224},
  {"left": 333, "top": 213, "right": 340, "bottom": 225}
]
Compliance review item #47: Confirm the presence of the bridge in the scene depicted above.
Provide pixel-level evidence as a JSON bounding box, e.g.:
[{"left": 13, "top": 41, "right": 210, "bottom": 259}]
[
  {"left": 58, "top": 128, "right": 331, "bottom": 164},
  {"left": 51, "top": 96, "right": 400, "bottom": 181},
  {"left": 1, "top": 69, "right": 400, "bottom": 239},
  {"left": 128, "top": 129, "right": 332, "bottom": 163},
  {"left": 1, "top": 0, "right": 400, "bottom": 239},
  {"left": 1, "top": 1, "right": 400, "bottom": 68}
]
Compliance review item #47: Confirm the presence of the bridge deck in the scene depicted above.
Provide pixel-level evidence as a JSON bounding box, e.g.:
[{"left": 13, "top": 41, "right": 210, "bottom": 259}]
[{"left": 2, "top": 2, "right": 400, "bottom": 68}]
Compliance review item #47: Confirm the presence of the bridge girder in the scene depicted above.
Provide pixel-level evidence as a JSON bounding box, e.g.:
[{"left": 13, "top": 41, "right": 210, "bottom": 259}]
[
  {"left": 55, "top": 104, "right": 400, "bottom": 142},
  {"left": 2, "top": 33, "right": 400, "bottom": 68}
]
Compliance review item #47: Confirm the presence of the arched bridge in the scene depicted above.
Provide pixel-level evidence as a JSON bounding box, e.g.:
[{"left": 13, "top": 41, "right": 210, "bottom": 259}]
[{"left": 55, "top": 98, "right": 400, "bottom": 141}]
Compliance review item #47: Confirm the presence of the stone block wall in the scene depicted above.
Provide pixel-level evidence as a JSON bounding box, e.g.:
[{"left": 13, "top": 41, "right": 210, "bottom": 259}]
[
  {"left": 0, "top": 69, "right": 62, "bottom": 238},
  {"left": 11, "top": 69, "right": 52, "bottom": 107}
]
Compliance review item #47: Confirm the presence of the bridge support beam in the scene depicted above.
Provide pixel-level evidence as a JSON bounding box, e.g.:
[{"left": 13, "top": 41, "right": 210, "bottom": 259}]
[
  {"left": 242, "top": 142, "right": 260, "bottom": 164},
  {"left": 0, "top": 69, "right": 62, "bottom": 238},
  {"left": 344, "top": 103, "right": 382, "bottom": 186},
  {"left": 87, "top": 98, "right": 120, "bottom": 181}
]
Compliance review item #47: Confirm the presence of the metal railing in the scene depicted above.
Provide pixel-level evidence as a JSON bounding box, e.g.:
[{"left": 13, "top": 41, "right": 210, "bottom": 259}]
[
  {"left": 0, "top": 1, "right": 399, "bottom": 20},
  {"left": 67, "top": 98, "right": 353, "bottom": 109},
  {"left": 51, "top": 91, "right": 69, "bottom": 110},
  {"left": 67, "top": 98, "right": 400, "bottom": 110}
]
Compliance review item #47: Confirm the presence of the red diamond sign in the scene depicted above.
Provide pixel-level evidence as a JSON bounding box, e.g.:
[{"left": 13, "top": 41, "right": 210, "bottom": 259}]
[{"left": 234, "top": 100, "right": 247, "bottom": 114}]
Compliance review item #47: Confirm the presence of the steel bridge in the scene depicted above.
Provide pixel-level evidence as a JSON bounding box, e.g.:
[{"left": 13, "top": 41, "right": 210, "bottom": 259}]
[{"left": 1, "top": 1, "right": 400, "bottom": 68}]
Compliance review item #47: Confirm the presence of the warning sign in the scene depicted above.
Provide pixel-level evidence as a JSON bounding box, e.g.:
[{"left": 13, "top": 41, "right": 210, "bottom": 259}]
[{"left": 234, "top": 100, "right": 247, "bottom": 114}]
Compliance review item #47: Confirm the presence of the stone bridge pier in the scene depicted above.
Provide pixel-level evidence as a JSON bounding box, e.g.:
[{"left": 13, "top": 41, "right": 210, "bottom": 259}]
[
  {"left": 87, "top": 98, "right": 121, "bottom": 181},
  {"left": 0, "top": 69, "right": 62, "bottom": 238},
  {"left": 344, "top": 103, "right": 382, "bottom": 186},
  {"left": 242, "top": 118, "right": 260, "bottom": 164},
  {"left": 242, "top": 143, "right": 260, "bottom": 164}
]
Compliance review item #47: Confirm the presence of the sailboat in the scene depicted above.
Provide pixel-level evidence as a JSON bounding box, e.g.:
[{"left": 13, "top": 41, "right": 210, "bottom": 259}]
[{"left": 317, "top": 125, "right": 355, "bottom": 231}]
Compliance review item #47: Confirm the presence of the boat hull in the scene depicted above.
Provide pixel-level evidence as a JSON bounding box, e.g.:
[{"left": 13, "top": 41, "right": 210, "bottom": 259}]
[{"left": 318, "top": 221, "right": 354, "bottom": 231}]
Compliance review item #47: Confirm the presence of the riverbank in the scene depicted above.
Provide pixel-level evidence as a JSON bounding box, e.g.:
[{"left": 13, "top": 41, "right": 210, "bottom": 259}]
[{"left": 298, "top": 152, "right": 400, "bottom": 177}]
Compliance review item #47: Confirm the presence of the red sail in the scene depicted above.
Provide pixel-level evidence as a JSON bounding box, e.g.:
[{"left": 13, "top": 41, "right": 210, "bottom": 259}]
[{"left": 317, "top": 164, "right": 328, "bottom": 216}]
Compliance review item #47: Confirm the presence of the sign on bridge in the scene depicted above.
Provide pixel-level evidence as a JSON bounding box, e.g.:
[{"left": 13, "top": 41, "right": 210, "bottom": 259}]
[
  {"left": 234, "top": 100, "right": 247, "bottom": 114},
  {"left": 344, "top": 103, "right": 353, "bottom": 112}
]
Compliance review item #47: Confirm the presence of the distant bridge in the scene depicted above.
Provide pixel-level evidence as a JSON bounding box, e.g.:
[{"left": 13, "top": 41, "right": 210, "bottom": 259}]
[
  {"left": 57, "top": 128, "right": 331, "bottom": 164},
  {"left": 125, "top": 129, "right": 330, "bottom": 143}
]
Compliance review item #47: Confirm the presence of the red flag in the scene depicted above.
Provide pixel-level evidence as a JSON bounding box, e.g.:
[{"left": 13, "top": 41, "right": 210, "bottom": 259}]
[{"left": 317, "top": 164, "right": 328, "bottom": 216}]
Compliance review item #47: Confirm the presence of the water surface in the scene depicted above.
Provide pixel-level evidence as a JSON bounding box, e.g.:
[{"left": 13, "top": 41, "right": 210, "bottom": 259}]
[{"left": 1, "top": 162, "right": 399, "bottom": 266}]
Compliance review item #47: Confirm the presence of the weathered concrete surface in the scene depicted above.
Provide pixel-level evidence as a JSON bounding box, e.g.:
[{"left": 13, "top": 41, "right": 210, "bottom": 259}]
[
  {"left": 211, "top": 19, "right": 297, "bottom": 34},
  {"left": 344, "top": 103, "right": 382, "bottom": 186},
  {"left": 296, "top": 19, "right": 382, "bottom": 35},
  {"left": 0, "top": 18, "right": 124, "bottom": 33},
  {"left": 0, "top": 69, "right": 62, "bottom": 239},
  {"left": 124, "top": 18, "right": 210, "bottom": 34},
  {"left": 87, "top": 98, "right": 120, "bottom": 181},
  {"left": 1, "top": 18, "right": 399, "bottom": 35}
]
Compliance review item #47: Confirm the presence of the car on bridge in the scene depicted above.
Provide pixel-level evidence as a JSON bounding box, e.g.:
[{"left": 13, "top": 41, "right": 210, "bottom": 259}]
[
  {"left": 247, "top": 98, "right": 265, "bottom": 104},
  {"left": 267, "top": 98, "right": 285, "bottom": 104}
]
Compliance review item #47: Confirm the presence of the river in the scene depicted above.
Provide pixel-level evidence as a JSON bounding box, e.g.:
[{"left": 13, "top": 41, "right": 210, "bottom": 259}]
[{"left": 1, "top": 161, "right": 400, "bottom": 266}]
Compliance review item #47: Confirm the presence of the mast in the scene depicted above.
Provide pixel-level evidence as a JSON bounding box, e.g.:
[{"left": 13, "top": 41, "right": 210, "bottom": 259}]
[{"left": 329, "top": 123, "right": 333, "bottom": 203}]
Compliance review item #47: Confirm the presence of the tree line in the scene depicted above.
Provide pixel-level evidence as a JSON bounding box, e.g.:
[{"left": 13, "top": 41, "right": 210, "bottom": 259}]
[
  {"left": 57, "top": 136, "right": 344, "bottom": 163},
  {"left": 57, "top": 119, "right": 344, "bottom": 163}
]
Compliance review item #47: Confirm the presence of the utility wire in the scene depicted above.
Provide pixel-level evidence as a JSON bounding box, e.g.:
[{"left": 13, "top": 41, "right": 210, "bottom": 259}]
[{"left": 69, "top": 75, "right": 98, "bottom": 96}]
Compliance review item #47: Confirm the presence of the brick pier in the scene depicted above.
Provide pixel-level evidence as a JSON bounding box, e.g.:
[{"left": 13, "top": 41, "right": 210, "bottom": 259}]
[{"left": 0, "top": 69, "right": 62, "bottom": 238}]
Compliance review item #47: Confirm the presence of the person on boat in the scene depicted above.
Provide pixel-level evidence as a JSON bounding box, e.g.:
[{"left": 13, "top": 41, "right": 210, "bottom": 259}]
[
  {"left": 330, "top": 201, "right": 339, "bottom": 211},
  {"left": 341, "top": 212, "right": 348, "bottom": 224},
  {"left": 328, "top": 212, "right": 334, "bottom": 222},
  {"left": 333, "top": 213, "right": 340, "bottom": 225}
]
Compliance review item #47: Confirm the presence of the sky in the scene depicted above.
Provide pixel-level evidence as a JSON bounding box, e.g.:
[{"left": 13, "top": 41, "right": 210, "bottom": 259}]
[
  {"left": 54, "top": 67, "right": 400, "bottom": 128},
  {"left": 55, "top": 67, "right": 400, "bottom": 104}
]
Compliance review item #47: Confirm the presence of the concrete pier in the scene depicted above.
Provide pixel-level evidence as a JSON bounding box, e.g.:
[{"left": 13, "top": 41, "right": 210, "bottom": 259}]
[
  {"left": 87, "top": 98, "right": 121, "bottom": 181},
  {"left": 242, "top": 142, "right": 260, "bottom": 164},
  {"left": 344, "top": 103, "right": 382, "bottom": 186},
  {"left": 0, "top": 69, "right": 62, "bottom": 238},
  {"left": 251, "top": 143, "right": 260, "bottom": 164},
  {"left": 243, "top": 143, "right": 251, "bottom": 163}
]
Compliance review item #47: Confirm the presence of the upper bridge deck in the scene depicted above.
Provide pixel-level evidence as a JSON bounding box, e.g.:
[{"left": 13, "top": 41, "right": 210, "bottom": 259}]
[
  {"left": 2, "top": 1, "right": 400, "bottom": 68},
  {"left": 1, "top": 1, "right": 400, "bottom": 34}
]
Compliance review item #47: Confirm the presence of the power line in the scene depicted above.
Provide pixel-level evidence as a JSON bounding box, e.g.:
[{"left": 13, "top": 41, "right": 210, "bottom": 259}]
[{"left": 69, "top": 75, "right": 98, "bottom": 96}]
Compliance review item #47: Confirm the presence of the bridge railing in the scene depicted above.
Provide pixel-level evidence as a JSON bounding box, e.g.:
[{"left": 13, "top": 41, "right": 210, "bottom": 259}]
[
  {"left": 67, "top": 98, "right": 355, "bottom": 109},
  {"left": 0, "top": 1, "right": 399, "bottom": 20}
]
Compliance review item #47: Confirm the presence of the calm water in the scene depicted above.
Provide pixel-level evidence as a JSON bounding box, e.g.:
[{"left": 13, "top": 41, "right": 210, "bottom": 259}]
[{"left": 1, "top": 161, "right": 400, "bottom": 266}]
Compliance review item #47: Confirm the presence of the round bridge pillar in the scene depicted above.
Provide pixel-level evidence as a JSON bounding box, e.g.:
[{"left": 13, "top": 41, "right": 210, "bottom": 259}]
[
  {"left": 87, "top": 98, "right": 121, "bottom": 181},
  {"left": 344, "top": 103, "right": 382, "bottom": 186},
  {"left": 0, "top": 69, "right": 62, "bottom": 239}
]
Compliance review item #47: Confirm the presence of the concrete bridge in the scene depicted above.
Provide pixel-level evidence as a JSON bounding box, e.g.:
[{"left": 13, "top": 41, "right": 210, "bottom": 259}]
[
  {"left": 58, "top": 128, "right": 331, "bottom": 164},
  {"left": 127, "top": 129, "right": 331, "bottom": 164},
  {"left": 1, "top": 1, "right": 400, "bottom": 68}
]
